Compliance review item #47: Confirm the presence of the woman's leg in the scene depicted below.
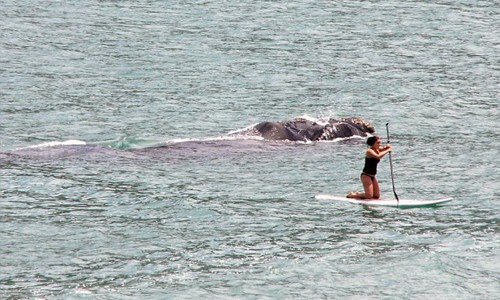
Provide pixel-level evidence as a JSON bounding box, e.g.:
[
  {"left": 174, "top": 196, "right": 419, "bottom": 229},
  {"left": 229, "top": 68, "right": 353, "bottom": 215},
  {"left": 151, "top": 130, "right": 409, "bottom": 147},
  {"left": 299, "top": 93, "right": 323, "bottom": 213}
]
[
  {"left": 347, "top": 175, "right": 373, "bottom": 199},
  {"left": 360, "top": 175, "right": 374, "bottom": 199},
  {"left": 372, "top": 177, "right": 380, "bottom": 199}
]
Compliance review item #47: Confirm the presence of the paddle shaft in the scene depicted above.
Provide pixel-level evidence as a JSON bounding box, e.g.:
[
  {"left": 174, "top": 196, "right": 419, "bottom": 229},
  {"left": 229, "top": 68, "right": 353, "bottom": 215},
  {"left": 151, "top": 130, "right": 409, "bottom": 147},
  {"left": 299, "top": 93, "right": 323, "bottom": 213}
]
[{"left": 386, "top": 123, "right": 399, "bottom": 202}]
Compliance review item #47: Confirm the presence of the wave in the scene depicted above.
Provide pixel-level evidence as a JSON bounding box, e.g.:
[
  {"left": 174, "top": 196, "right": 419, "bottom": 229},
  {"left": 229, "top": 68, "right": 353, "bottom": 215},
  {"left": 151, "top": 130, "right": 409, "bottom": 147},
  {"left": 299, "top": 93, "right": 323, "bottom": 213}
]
[{"left": 15, "top": 140, "right": 87, "bottom": 151}]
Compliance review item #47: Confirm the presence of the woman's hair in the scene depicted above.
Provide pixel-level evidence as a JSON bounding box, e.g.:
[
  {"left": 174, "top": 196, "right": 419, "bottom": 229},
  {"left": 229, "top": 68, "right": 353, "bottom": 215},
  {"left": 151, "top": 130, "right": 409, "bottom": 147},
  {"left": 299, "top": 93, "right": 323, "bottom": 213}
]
[{"left": 366, "top": 136, "right": 379, "bottom": 146}]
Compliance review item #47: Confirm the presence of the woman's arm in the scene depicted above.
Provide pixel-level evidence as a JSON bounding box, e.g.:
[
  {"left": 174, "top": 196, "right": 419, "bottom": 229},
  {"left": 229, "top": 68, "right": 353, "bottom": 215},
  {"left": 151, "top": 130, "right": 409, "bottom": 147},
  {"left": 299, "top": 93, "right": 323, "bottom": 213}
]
[
  {"left": 366, "top": 145, "right": 392, "bottom": 159},
  {"left": 379, "top": 144, "right": 391, "bottom": 151}
]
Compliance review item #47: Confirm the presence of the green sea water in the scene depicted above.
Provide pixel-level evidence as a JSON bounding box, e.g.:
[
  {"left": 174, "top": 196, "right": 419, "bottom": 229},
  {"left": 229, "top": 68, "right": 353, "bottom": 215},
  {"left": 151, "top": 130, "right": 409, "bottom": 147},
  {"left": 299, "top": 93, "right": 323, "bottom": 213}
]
[{"left": 1, "top": 1, "right": 498, "bottom": 299}]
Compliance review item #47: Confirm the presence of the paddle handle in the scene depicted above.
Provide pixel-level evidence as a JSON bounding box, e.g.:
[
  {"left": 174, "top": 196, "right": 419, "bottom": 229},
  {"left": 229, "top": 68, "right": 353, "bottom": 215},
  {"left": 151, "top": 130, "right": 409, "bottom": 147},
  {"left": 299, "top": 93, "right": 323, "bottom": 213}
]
[{"left": 386, "top": 123, "right": 399, "bottom": 202}]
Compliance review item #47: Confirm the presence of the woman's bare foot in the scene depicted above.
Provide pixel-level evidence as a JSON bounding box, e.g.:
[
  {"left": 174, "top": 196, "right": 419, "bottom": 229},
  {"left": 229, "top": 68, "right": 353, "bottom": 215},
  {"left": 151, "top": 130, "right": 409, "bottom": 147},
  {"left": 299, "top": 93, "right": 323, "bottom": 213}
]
[{"left": 346, "top": 191, "right": 360, "bottom": 198}]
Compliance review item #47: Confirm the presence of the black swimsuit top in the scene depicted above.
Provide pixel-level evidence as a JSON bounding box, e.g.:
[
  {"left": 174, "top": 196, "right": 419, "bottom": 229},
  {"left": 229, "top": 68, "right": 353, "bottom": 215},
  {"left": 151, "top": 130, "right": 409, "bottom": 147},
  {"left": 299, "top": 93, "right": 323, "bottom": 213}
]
[{"left": 363, "top": 157, "right": 380, "bottom": 176}]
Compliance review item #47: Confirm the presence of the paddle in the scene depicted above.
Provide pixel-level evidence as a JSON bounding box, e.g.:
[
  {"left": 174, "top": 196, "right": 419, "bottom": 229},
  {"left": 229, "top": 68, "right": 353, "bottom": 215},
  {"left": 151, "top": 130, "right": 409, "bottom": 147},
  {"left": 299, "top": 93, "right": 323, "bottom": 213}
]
[{"left": 386, "top": 123, "right": 399, "bottom": 204}]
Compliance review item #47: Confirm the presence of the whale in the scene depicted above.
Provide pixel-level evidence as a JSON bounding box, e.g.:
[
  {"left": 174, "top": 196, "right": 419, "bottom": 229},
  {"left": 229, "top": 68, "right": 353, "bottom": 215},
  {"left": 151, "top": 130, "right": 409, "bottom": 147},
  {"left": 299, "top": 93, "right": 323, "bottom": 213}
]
[
  {"left": 1, "top": 116, "right": 375, "bottom": 161},
  {"left": 245, "top": 116, "right": 374, "bottom": 142}
]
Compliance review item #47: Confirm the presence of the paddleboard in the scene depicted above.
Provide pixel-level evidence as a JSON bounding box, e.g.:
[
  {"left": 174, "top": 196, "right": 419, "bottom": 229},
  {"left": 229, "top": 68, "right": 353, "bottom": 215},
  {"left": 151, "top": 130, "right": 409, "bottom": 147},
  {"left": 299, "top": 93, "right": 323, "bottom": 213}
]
[{"left": 314, "top": 194, "right": 453, "bottom": 208}]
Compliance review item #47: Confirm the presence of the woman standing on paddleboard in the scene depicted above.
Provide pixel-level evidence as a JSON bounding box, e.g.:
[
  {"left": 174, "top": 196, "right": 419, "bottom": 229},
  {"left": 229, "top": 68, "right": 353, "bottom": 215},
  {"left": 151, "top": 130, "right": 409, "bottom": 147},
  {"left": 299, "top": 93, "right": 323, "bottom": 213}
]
[{"left": 347, "top": 136, "right": 391, "bottom": 199}]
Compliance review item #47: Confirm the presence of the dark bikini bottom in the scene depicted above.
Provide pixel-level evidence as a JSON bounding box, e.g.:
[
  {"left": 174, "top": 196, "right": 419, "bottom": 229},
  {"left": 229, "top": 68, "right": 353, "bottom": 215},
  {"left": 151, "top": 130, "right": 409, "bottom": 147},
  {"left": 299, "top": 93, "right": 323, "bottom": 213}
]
[{"left": 361, "top": 172, "right": 375, "bottom": 179}]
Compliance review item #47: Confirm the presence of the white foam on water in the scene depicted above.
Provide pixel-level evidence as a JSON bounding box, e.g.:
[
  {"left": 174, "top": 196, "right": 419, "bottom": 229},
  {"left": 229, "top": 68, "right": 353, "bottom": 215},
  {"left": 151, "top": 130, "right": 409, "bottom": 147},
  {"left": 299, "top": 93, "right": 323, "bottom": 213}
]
[{"left": 16, "top": 140, "right": 87, "bottom": 150}]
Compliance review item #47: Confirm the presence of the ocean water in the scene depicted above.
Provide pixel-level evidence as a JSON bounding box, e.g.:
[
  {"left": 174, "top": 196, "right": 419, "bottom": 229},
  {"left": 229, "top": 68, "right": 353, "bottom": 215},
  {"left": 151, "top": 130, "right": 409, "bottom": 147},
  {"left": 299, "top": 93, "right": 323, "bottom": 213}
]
[{"left": 1, "top": 0, "right": 499, "bottom": 299}]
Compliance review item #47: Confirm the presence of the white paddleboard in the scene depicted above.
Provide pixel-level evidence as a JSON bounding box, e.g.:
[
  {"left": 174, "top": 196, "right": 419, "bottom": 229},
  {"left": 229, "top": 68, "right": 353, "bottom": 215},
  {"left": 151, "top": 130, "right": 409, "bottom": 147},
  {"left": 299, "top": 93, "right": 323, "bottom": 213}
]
[{"left": 314, "top": 194, "right": 453, "bottom": 208}]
